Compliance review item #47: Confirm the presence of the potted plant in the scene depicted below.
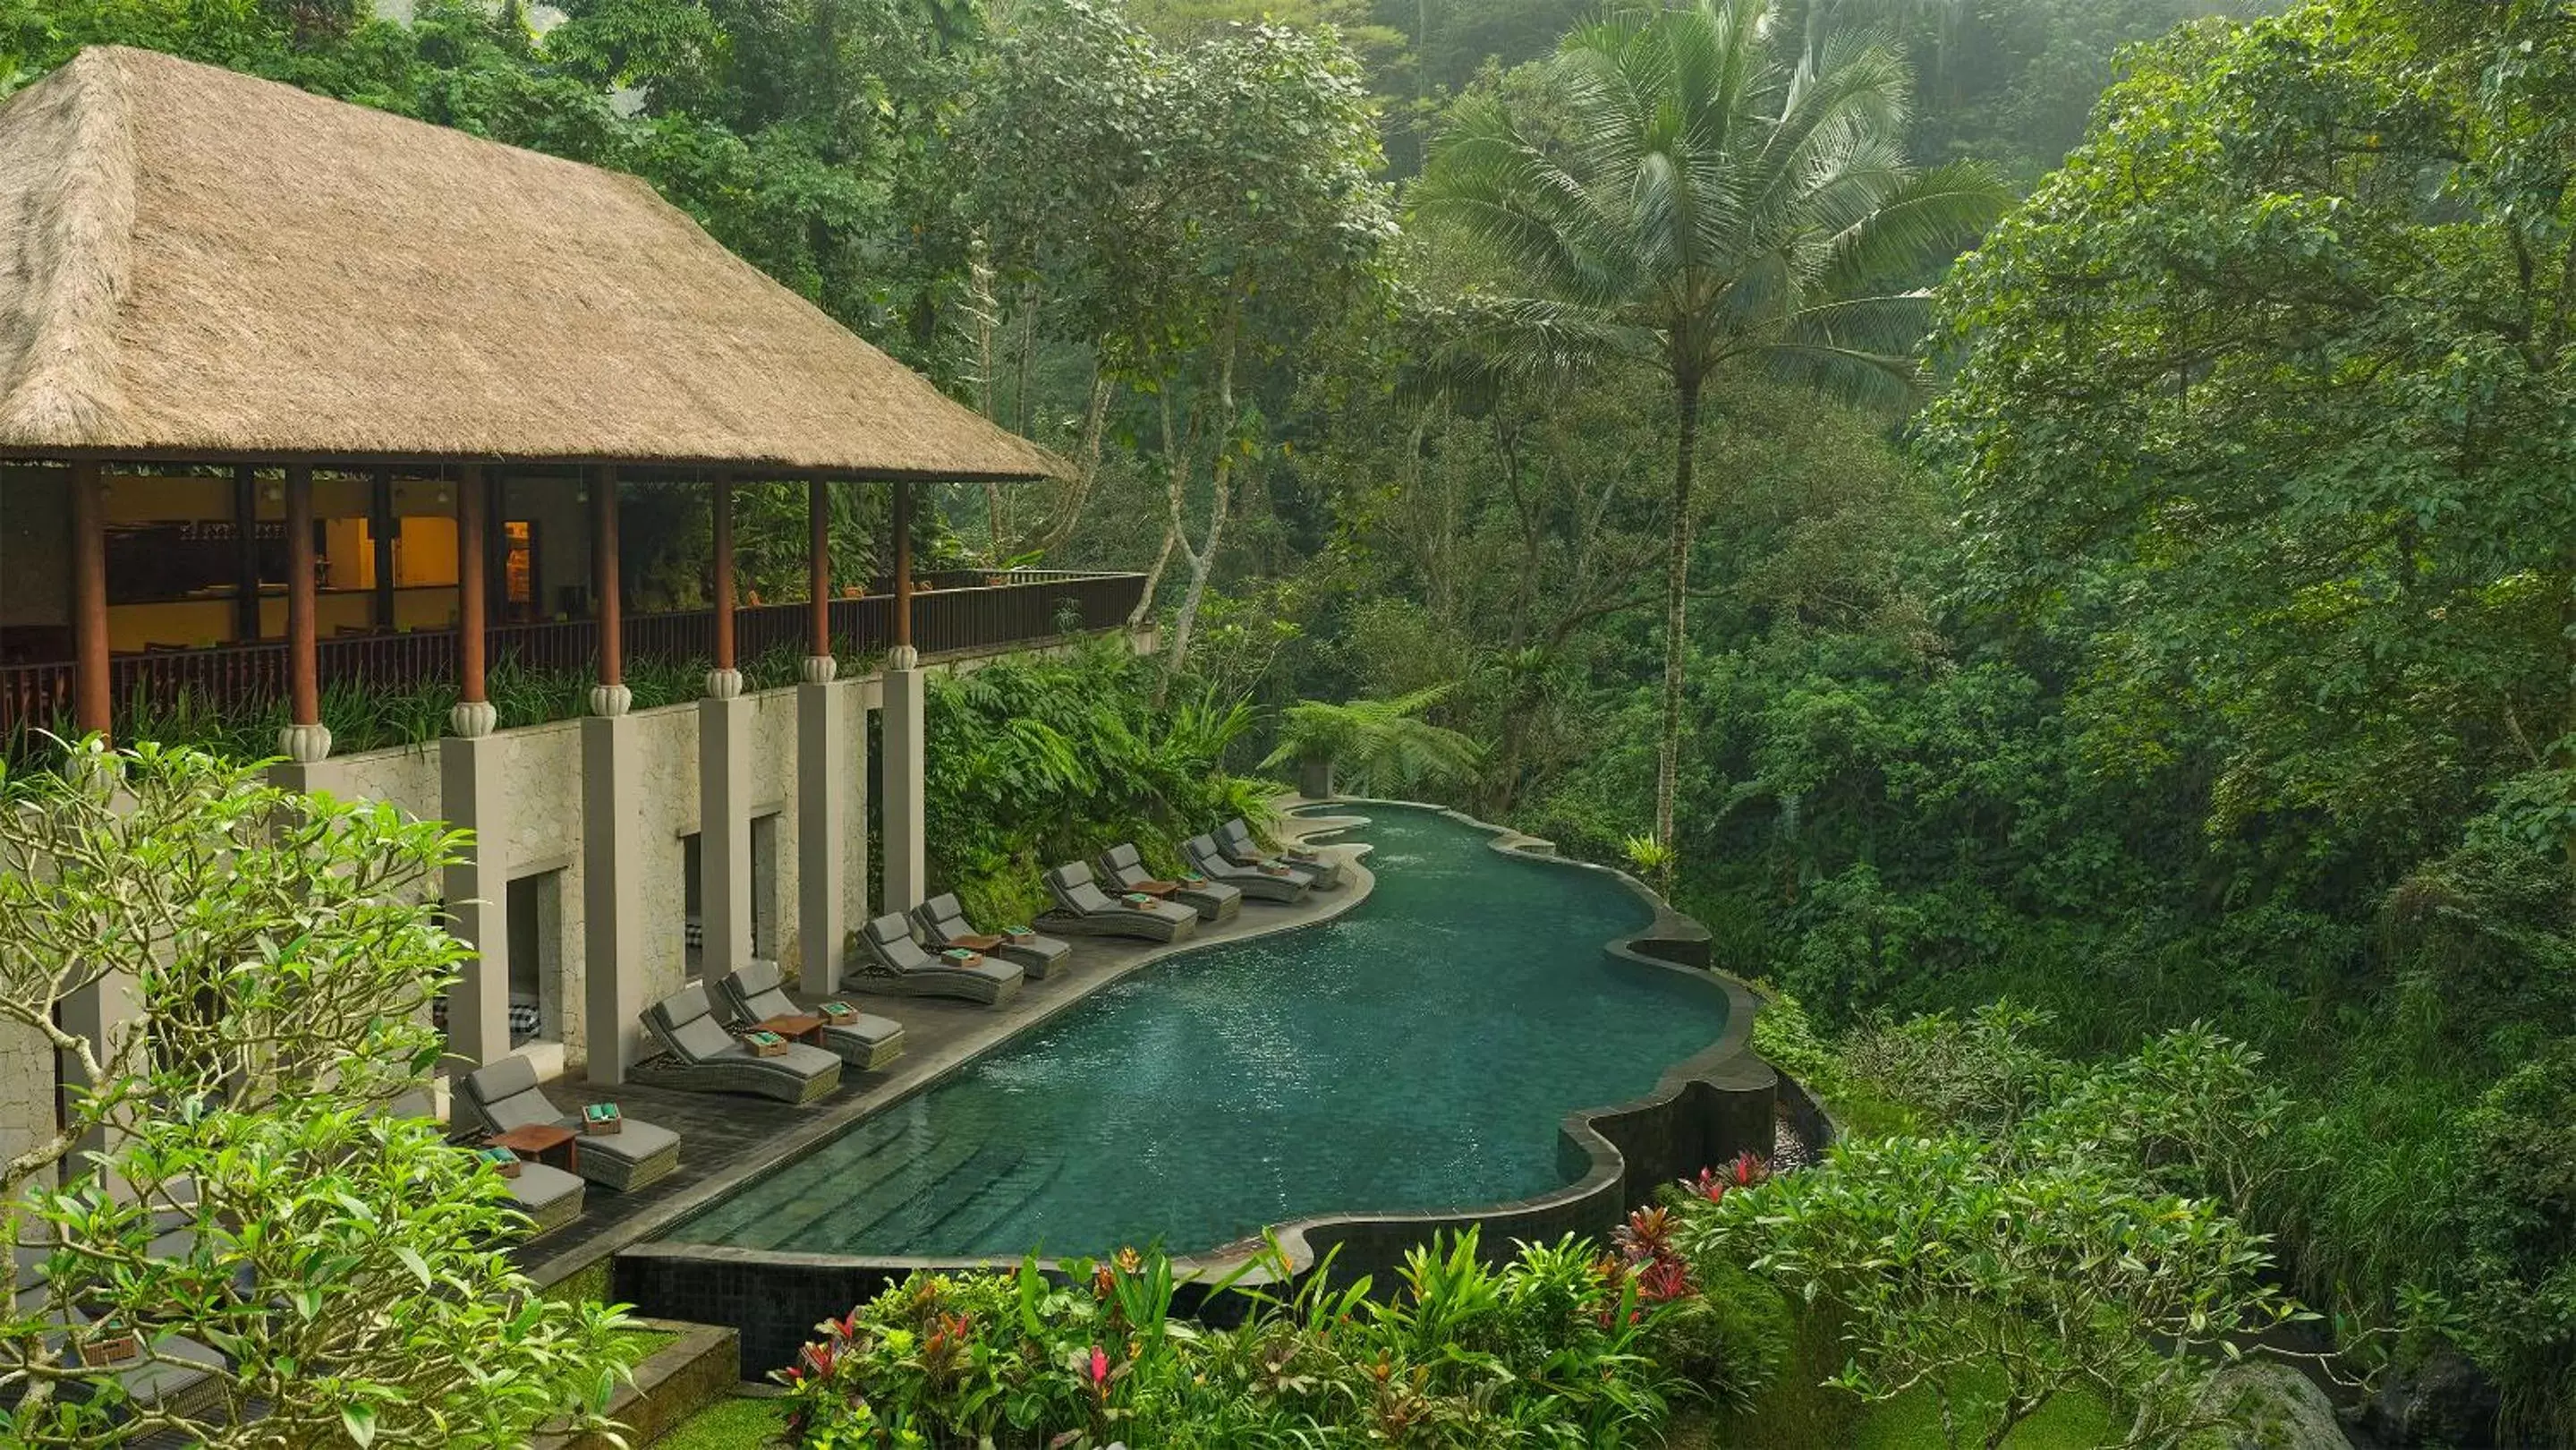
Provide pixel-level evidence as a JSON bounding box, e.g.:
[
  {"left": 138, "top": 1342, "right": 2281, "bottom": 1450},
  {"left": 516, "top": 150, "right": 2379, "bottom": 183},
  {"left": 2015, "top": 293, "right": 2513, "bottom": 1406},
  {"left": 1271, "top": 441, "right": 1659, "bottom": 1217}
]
[{"left": 1261, "top": 686, "right": 1483, "bottom": 801}]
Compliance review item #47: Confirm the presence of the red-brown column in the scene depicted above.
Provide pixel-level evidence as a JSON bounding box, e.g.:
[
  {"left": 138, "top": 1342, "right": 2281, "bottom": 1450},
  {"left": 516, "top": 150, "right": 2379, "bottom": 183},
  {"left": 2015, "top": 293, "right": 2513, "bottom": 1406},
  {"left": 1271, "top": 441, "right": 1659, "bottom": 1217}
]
[
  {"left": 280, "top": 464, "right": 328, "bottom": 763},
  {"left": 69, "top": 460, "right": 110, "bottom": 742},
  {"left": 891, "top": 478, "right": 914, "bottom": 661},
  {"left": 452, "top": 465, "right": 492, "bottom": 737},
  {"left": 712, "top": 477, "right": 737, "bottom": 676},
  {"left": 809, "top": 479, "right": 832, "bottom": 661},
  {"left": 591, "top": 465, "right": 624, "bottom": 704}
]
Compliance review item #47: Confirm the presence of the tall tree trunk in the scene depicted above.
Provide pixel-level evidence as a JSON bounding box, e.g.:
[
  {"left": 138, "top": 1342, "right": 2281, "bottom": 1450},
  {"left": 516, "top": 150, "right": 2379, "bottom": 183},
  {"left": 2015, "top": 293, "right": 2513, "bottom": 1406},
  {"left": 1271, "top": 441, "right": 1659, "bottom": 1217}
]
[
  {"left": 1161, "top": 317, "right": 1242, "bottom": 696},
  {"left": 1041, "top": 362, "right": 1117, "bottom": 555},
  {"left": 968, "top": 241, "right": 1006, "bottom": 560},
  {"left": 1655, "top": 373, "right": 1702, "bottom": 853}
]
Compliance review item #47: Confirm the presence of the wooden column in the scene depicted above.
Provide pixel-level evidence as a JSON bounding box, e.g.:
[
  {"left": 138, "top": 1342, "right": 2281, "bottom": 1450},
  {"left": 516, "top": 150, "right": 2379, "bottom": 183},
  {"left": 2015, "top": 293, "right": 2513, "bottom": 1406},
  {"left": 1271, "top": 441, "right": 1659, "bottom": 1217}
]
[
  {"left": 713, "top": 477, "right": 736, "bottom": 675},
  {"left": 454, "top": 465, "right": 490, "bottom": 734},
  {"left": 279, "top": 465, "right": 328, "bottom": 763},
  {"left": 890, "top": 478, "right": 914, "bottom": 658},
  {"left": 69, "top": 460, "right": 109, "bottom": 741},
  {"left": 370, "top": 467, "right": 396, "bottom": 630},
  {"left": 285, "top": 465, "right": 318, "bottom": 725},
  {"left": 231, "top": 465, "right": 260, "bottom": 641},
  {"left": 591, "top": 465, "right": 622, "bottom": 690},
  {"left": 809, "top": 479, "right": 832, "bottom": 661}
]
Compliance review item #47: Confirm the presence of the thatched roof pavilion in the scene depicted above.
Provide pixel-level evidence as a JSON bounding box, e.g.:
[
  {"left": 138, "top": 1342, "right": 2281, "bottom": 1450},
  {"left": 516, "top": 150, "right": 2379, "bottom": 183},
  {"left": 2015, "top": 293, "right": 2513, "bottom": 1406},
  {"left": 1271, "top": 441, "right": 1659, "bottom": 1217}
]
[
  {"left": 0, "top": 45, "right": 1058, "bottom": 481},
  {"left": 0, "top": 45, "right": 1066, "bottom": 746}
]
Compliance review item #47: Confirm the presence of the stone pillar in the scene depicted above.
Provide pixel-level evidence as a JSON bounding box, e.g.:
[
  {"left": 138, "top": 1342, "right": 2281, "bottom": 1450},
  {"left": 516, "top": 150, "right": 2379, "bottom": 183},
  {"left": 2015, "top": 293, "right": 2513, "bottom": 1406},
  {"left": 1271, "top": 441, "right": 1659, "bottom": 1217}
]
[
  {"left": 582, "top": 712, "right": 642, "bottom": 1081},
  {"left": 439, "top": 732, "right": 511, "bottom": 1072},
  {"left": 58, "top": 934, "right": 143, "bottom": 1177},
  {"left": 880, "top": 651, "right": 929, "bottom": 912},
  {"left": 797, "top": 660, "right": 846, "bottom": 990},
  {"left": 582, "top": 467, "right": 643, "bottom": 1082},
  {"left": 699, "top": 686, "right": 752, "bottom": 977}
]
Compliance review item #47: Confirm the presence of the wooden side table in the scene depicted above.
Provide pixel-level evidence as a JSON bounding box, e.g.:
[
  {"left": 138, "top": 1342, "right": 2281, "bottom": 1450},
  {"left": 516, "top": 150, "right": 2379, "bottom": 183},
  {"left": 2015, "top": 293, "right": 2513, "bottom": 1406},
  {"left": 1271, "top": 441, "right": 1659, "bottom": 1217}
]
[
  {"left": 759, "top": 1013, "right": 825, "bottom": 1045},
  {"left": 488, "top": 1123, "right": 578, "bottom": 1176},
  {"left": 948, "top": 932, "right": 1007, "bottom": 951}
]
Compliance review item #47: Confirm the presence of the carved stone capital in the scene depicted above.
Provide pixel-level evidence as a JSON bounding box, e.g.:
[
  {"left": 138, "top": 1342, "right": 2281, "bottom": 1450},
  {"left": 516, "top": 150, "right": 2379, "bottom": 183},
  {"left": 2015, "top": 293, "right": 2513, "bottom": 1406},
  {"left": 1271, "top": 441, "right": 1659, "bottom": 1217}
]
[
  {"left": 277, "top": 721, "right": 334, "bottom": 764},
  {"left": 888, "top": 644, "right": 919, "bottom": 671},
  {"left": 449, "top": 700, "right": 498, "bottom": 739},
  {"left": 706, "top": 668, "right": 745, "bottom": 701},
  {"left": 590, "top": 684, "right": 633, "bottom": 719},
  {"left": 801, "top": 654, "right": 838, "bottom": 686}
]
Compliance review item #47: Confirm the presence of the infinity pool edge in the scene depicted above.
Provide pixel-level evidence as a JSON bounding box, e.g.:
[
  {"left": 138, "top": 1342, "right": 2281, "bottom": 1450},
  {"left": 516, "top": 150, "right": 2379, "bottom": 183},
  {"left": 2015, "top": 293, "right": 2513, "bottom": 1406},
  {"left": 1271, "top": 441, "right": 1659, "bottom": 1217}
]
[{"left": 615, "top": 799, "right": 1776, "bottom": 1372}]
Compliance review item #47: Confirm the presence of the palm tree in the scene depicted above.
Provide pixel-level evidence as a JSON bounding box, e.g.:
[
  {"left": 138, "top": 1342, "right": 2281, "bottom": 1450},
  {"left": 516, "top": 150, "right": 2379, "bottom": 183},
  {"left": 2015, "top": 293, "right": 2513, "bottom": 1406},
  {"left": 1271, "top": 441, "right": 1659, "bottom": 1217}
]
[{"left": 1415, "top": 0, "right": 2008, "bottom": 854}]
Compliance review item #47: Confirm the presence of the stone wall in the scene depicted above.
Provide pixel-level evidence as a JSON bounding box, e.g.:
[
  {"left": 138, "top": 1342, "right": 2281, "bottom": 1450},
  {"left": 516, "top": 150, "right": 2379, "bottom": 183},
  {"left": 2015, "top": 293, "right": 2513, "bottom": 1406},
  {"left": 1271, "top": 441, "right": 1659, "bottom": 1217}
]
[{"left": 275, "top": 678, "right": 873, "bottom": 1080}]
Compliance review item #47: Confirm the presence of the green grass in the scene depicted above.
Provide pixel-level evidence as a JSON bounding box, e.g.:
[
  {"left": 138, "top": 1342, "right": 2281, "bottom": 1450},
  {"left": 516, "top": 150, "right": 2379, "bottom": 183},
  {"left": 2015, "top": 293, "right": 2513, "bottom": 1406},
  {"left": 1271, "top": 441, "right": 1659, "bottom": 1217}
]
[{"left": 655, "top": 1395, "right": 793, "bottom": 1450}]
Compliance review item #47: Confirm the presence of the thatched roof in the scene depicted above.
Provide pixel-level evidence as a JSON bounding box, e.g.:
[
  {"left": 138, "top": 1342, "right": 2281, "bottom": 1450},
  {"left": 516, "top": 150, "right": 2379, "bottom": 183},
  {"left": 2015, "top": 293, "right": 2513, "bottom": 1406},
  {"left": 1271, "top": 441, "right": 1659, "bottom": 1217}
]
[{"left": 0, "top": 47, "right": 1061, "bottom": 481}]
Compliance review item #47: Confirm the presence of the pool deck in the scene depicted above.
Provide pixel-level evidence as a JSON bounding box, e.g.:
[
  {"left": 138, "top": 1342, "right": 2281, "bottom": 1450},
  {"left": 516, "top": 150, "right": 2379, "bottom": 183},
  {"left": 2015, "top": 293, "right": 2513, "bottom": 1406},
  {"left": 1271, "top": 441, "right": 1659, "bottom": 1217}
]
[{"left": 519, "top": 814, "right": 1372, "bottom": 1286}]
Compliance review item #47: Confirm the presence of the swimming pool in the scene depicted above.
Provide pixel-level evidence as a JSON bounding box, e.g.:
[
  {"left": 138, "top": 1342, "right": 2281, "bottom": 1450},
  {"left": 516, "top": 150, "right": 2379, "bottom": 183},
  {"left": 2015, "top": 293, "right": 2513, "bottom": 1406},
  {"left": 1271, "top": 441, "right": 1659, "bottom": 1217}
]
[{"left": 664, "top": 804, "right": 1730, "bottom": 1258}]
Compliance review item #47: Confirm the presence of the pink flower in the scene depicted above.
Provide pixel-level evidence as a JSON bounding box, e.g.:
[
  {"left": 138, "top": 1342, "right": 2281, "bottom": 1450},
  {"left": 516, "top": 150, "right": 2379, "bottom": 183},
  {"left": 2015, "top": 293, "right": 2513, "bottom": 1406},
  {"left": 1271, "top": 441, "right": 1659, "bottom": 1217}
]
[{"left": 1090, "top": 1346, "right": 1109, "bottom": 1386}]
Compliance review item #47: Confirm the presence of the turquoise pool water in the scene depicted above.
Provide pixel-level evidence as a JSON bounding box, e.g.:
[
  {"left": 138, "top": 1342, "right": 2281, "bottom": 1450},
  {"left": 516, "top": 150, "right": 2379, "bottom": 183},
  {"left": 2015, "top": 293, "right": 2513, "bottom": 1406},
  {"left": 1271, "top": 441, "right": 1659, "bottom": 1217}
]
[{"left": 667, "top": 805, "right": 1729, "bottom": 1258}]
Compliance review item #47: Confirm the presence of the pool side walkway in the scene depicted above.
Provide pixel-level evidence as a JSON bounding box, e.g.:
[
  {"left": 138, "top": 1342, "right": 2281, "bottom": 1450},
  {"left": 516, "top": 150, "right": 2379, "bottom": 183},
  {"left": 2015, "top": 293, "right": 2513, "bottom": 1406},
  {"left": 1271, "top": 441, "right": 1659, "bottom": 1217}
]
[{"left": 519, "top": 814, "right": 1372, "bottom": 1287}]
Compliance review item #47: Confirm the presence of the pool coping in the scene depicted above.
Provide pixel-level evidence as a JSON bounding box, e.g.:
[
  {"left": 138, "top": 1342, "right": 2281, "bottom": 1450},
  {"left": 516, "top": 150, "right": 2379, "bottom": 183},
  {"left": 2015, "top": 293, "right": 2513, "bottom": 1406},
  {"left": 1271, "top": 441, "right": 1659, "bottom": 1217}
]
[{"left": 614, "top": 798, "right": 1775, "bottom": 1366}]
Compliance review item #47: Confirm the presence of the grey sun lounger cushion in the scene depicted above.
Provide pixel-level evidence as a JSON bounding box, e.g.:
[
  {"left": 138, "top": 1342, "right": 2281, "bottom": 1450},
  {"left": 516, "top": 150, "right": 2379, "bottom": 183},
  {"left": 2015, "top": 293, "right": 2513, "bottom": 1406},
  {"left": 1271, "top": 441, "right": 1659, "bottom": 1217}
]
[
  {"left": 911, "top": 892, "right": 1071, "bottom": 979},
  {"left": 1218, "top": 817, "right": 1342, "bottom": 890},
  {"left": 1038, "top": 862, "right": 1201, "bottom": 942},
  {"left": 489, "top": 1156, "right": 585, "bottom": 1239},
  {"left": 1097, "top": 842, "right": 1242, "bottom": 923},
  {"left": 457, "top": 1053, "right": 682, "bottom": 1192},
  {"left": 1185, "top": 833, "right": 1313, "bottom": 903},
  {"left": 639, "top": 985, "right": 843, "bottom": 1104},
  {"left": 714, "top": 960, "right": 907, "bottom": 1070},
  {"left": 852, "top": 914, "right": 1025, "bottom": 1004}
]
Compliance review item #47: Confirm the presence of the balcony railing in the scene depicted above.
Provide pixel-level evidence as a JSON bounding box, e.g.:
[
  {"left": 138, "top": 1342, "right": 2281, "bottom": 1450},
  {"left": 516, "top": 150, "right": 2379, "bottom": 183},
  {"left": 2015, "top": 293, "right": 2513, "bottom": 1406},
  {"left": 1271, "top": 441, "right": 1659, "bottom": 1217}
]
[{"left": 0, "top": 570, "right": 1147, "bottom": 738}]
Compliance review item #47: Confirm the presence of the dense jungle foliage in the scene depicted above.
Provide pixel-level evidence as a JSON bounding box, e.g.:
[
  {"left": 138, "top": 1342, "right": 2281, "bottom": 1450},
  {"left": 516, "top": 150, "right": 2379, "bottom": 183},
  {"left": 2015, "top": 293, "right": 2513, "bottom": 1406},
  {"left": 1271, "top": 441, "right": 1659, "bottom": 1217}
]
[{"left": 8, "top": 0, "right": 2574, "bottom": 1440}]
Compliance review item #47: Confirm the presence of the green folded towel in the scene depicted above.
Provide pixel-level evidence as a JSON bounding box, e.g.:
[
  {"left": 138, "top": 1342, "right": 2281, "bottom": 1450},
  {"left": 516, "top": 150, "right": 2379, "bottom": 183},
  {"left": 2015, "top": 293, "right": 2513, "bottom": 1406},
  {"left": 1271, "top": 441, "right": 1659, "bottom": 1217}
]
[
  {"left": 1122, "top": 891, "right": 1154, "bottom": 905},
  {"left": 941, "top": 946, "right": 978, "bottom": 961},
  {"left": 582, "top": 1103, "right": 620, "bottom": 1126},
  {"left": 1003, "top": 925, "right": 1033, "bottom": 936}
]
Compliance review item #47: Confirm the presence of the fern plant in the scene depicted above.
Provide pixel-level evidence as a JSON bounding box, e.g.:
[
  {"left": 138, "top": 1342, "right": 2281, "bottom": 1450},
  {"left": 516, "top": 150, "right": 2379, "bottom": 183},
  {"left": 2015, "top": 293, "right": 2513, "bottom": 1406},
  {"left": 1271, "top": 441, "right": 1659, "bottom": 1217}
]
[{"left": 1261, "top": 686, "right": 1484, "bottom": 800}]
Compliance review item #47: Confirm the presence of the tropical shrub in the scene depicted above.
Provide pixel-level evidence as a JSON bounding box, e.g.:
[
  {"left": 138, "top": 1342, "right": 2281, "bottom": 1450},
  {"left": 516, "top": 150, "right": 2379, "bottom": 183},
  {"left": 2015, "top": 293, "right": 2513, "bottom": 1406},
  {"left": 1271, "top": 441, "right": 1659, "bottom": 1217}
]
[
  {"left": 924, "top": 642, "right": 1277, "bottom": 925},
  {"left": 2452, "top": 1045, "right": 2576, "bottom": 1445},
  {"left": 0, "top": 744, "right": 634, "bottom": 1446},
  {"left": 778, "top": 1231, "right": 1686, "bottom": 1448},
  {"left": 1685, "top": 1132, "right": 2308, "bottom": 1450}
]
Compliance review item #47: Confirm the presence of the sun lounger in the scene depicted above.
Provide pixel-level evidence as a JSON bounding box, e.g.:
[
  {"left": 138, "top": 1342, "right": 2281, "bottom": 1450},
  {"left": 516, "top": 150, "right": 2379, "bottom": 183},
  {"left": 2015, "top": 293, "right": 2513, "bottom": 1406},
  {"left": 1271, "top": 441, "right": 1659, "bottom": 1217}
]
[
  {"left": 7, "top": 1241, "right": 226, "bottom": 1421},
  {"left": 714, "top": 959, "right": 906, "bottom": 1070},
  {"left": 911, "top": 892, "right": 1071, "bottom": 979},
  {"left": 1184, "top": 833, "right": 1313, "bottom": 903},
  {"left": 455, "top": 1053, "right": 681, "bottom": 1192},
  {"left": 1218, "top": 817, "right": 1342, "bottom": 889},
  {"left": 480, "top": 1153, "right": 586, "bottom": 1238},
  {"left": 1038, "top": 861, "right": 1201, "bottom": 942},
  {"left": 852, "top": 913, "right": 1025, "bottom": 1004},
  {"left": 1096, "top": 841, "right": 1242, "bottom": 922},
  {"left": 638, "top": 985, "right": 843, "bottom": 1104}
]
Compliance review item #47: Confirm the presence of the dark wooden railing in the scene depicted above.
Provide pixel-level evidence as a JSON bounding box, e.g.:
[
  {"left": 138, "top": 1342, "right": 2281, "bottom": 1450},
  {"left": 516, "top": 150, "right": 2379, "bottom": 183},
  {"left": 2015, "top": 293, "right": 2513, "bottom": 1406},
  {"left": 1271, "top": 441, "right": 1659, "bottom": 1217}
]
[{"left": 0, "top": 570, "right": 1146, "bottom": 738}]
